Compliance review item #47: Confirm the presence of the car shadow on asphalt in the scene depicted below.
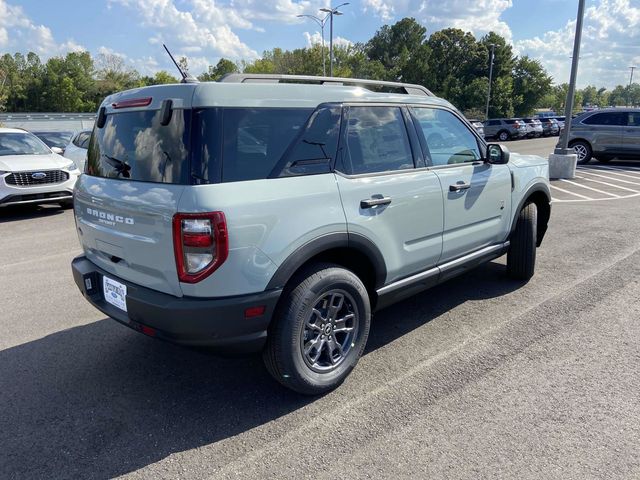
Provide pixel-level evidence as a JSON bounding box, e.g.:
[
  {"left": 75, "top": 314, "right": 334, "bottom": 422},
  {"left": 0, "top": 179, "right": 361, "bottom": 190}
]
[
  {"left": 0, "top": 204, "right": 67, "bottom": 223},
  {"left": 0, "top": 261, "right": 523, "bottom": 479}
]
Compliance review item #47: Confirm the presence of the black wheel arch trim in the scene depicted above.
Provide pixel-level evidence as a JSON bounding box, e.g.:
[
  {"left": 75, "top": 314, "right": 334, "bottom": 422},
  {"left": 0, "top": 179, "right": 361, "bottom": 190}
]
[
  {"left": 509, "top": 183, "right": 552, "bottom": 247},
  {"left": 266, "top": 232, "right": 387, "bottom": 290}
]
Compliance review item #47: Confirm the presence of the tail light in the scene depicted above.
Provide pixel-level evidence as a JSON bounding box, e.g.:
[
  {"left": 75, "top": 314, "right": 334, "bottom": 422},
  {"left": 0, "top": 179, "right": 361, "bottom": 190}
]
[{"left": 173, "top": 212, "right": 228, "bottom": 283}]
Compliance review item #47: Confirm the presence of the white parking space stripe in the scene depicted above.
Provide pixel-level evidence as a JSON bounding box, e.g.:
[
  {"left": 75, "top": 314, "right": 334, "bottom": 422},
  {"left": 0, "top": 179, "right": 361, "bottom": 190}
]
[
  {"left": 550, "top": 184, "right": 593, "bottom": 200},
  {"left": 575, "top": 169, "right": 640, "bottom": 186},
  {"left": 578, "top": 166, "right": 640, "bottom": 180},
  {"left": 594, "top": 164, "right": 640, "bottom": 172},
  {"left": 573, "top": 175, "right": 640, "bottom": 193},
  {"left": 558, "top": 179, "right": 621, "bottom": 197}
]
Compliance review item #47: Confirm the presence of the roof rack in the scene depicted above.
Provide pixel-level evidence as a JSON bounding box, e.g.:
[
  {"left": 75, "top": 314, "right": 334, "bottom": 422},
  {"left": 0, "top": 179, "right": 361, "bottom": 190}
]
[{"left": 218, "top": 73, "right": 433, "bottom": 97}]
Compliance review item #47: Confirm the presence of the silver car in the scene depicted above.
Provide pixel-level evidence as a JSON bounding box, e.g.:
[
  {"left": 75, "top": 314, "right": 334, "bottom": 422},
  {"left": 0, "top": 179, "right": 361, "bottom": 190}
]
[
  {"left": 563, "top": 108, "right": 640, "bottom": 164},
  {"left": 483, "top": 118, "right": 528, "bottom": 141},
  {"left": 71, "top": 75, "right": 551, "bottom": 394}
]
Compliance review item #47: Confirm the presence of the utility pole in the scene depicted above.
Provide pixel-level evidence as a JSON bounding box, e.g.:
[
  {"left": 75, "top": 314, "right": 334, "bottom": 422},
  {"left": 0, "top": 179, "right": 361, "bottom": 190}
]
[
  {"left": 628, "top": 66, "right": 636, "bottom": 107},
  {"left": 555, "top": 0, "right": 586, "bottom": 154},
  {"left": 319, "top": 3, "right": 349, "bottom": 77},
  {"left": 485, "top": 44, "right": 495, "bottom": 120},
  {"left": 297, "top": 14, "right": 329, "bottom": 76}
]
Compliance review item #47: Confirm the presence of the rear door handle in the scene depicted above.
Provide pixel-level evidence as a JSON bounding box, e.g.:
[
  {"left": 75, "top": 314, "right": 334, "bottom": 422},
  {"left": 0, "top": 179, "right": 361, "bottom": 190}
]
[
  {"left": 449, "top": 182, "right": 471, "bottom": 192},
  {"left": 360, "top": 196, "right": 392, "bottom": 208}
]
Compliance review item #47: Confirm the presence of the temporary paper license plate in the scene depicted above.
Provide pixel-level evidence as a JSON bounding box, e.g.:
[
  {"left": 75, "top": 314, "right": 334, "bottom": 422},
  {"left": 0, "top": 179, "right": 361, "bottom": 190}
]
[{"left": 103, "top": 275, "right": 127, "bottom": 312}]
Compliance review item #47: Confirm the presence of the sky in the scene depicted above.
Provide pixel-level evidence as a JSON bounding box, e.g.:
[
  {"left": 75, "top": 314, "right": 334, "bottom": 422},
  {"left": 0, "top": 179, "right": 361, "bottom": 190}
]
[{"left": 1, "top": 0, "right": 639, "bottom": 89}]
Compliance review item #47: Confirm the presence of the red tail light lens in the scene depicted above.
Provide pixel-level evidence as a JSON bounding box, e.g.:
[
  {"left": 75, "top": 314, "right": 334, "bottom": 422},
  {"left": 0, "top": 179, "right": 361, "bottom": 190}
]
[{"left": 172, "top": 212, "right": 228, "bottom": 283}]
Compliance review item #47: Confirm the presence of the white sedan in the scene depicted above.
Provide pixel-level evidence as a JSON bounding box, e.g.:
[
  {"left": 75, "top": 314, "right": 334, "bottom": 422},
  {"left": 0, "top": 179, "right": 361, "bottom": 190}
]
[{"left": 0, "top": 128, "right": 80, "bottom": 208}]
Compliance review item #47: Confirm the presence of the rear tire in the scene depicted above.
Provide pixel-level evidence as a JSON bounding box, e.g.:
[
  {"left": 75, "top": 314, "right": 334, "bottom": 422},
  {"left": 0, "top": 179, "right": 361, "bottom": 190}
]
[
  {"left": 263, "top": 263, "right": 371, "bottom": 395},
  {"left": 507, "top": 203, "right": 537, "bottom": 281},
  {"left": 498, "top": 130, "right": 510, "bottom": 142},
  {"left": 570, "top": 140, "right": 592, "bottom": 165}
]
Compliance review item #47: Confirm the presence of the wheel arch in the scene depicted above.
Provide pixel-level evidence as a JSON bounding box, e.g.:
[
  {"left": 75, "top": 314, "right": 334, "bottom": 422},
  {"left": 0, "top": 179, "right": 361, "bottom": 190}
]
[
  {"left": 266, "top": 232, "right": 387, "bottom": 304},
  {"left": 510, "top": 184, "right": 551, "bottom": 247}
]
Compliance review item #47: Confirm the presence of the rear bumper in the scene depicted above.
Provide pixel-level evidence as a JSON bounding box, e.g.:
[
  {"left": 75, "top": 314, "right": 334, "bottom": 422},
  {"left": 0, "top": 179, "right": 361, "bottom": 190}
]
[{"left": 72, "top": 255, "right": 281, "bottom": 353}]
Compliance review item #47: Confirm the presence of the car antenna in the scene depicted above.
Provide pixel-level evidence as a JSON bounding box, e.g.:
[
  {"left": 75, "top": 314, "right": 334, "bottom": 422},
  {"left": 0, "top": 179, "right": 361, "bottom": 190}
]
[{"left": 163, "top": 44, "right": 198, "bottom": 83}]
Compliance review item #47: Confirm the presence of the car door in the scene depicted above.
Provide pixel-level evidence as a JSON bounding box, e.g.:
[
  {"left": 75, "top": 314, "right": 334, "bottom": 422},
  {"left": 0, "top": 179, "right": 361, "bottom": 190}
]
[
  {"left": 410, "top": 106, "right": 512, "bottom": 263},
  {"left": 334, "top": 105, "right": 444, "bottom": 285},
  {"left": 623, "top": 111, "right": 640, "bottom": 155},
  {"left": 580, "top": 112, "right": 626, "bottom": 155}
]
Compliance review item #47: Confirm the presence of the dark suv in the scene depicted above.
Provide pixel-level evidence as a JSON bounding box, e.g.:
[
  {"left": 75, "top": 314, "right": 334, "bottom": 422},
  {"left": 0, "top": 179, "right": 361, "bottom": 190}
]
[{"left": 564, "top": 109, "right": 640, "bottom": 164}]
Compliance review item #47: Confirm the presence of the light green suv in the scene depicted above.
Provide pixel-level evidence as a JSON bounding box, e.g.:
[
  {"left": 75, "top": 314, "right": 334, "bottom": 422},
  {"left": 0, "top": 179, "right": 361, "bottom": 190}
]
[{"left": 71, "top": 74, "right": 551, "bottom": 394}]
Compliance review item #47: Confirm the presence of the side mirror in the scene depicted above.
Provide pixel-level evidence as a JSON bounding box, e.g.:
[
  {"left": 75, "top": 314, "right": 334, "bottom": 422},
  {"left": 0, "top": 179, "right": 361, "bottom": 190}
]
[
  {"left": 51, "top": 147, "right": 64, "bottom": 155},
  {"left": 486, "top": 143, "right": 510, "bottom": 164}
]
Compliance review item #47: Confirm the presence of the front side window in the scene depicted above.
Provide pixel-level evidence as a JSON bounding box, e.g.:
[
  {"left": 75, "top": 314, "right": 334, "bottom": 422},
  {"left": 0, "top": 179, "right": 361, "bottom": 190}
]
[
  {"left": 583, "top": 112, "right": 626, "bottom": 126},
  {"left": 340, "top": 106, "right": 414, "bottom": 175},
  {"left": 0, "top": 132, "right": 50, "bottom": 156},
  {"left": 412, "top": 108, "right": 481, "bottom": 166}
]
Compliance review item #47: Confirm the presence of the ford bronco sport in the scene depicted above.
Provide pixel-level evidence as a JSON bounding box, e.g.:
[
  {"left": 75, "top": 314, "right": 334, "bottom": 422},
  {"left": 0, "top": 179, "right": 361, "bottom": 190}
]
[{"left": 72, "top": 74, "right": 551, "bottom": 395}]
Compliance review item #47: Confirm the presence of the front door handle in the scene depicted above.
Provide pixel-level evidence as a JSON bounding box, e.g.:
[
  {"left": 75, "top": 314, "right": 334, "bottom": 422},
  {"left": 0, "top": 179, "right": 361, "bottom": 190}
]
[
  {"left": 449, "top": 182, "right": 471, "bottom": 192},
  {"left": 360, "top": 196, "right": 392, "bottom": 208}
]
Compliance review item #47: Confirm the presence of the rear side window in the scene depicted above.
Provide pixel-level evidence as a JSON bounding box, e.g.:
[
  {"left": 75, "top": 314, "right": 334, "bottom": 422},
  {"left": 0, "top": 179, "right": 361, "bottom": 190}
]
[
  {"left": 583, "top": 112, "right": 626, "bottom": 126},
  {"left": 487, "top": 120, "right": 500, "bottom": 126},
  {"left": 339, "top": 106, "right": 414, "bottom": 175},
  {"left": 221, "top": 108, "right": 313, "bottom": 182},
  {"left": 628, "top": 112, "right": 640, "bottom": 127},
  {"left": 86, "top": 109, "right": 191, "bottom": 184}
]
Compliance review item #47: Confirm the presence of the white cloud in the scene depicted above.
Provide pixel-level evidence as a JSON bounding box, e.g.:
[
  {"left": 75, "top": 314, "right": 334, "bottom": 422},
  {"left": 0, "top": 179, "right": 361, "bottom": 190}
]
[
  {"left": 304, "top": 31, "right": 352, "bottom": 48},
  {"left": 360, "top": 0, "right": 513, "bottom": 42},
  {"left": 516, "top": 0, "right": 640, "bottom": 88},
  {"left": 109, "top": 0, "right": 259, "bottom": 60},
  {"left": 0, "top": 0, "right": 85, "bottom": 55}
]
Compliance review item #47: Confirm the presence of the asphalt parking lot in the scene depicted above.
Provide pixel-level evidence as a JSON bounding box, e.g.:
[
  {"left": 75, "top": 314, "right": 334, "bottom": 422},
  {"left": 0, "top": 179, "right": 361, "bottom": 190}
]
[{"left": 2, "top": 136, "right": 640, "bottom": 479}]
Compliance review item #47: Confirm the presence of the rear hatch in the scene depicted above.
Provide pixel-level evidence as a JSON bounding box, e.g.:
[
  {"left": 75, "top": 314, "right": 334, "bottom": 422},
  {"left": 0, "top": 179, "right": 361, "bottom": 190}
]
[{"left": 74, "top": 86, "right": 195, "bottom": 296}]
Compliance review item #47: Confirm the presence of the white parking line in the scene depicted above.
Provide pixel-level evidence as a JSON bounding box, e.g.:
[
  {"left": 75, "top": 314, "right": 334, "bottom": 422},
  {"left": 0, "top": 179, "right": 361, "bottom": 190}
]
[
  {"left": 558, "top": 179, "right": 620, "bottom": 197},
  {"left": 578, "top": 166, "right": 640, "bottom": 180},
  {"left": 573, "top": 175, "right": 640, "bottom": 193},
  {"left": 550, "top": 184, "right": 593, "bottom": 200},
  {"left": 575, "top": 169, "right": 640, "bottom": 186},
  {"left": 593, "top": 164, "right": 640, "bottom": 172}
]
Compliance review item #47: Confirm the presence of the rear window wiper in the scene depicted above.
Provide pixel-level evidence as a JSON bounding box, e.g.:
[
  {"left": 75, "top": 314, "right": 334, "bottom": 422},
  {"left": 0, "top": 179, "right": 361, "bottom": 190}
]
[{"left": 103, "top": 154, "right": 131, "bottom": 178}]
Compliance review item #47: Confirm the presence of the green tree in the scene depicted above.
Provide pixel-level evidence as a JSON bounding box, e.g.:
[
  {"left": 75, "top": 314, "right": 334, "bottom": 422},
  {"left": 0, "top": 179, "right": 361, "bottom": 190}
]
[
  {"left": 512, "top": 56, "right": 552, "bottom": 116},
  {"left": 198, "top": 58, "right": 238, "bottom": 81},
  {"left": 141, "top": 71, "right": 179, "bottom": 85}
]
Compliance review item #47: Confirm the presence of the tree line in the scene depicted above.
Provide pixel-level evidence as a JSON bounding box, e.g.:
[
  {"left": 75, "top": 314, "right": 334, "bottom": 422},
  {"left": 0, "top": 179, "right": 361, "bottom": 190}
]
[{"left": 0, "top": 18, "right": 638, "bottom": 118}]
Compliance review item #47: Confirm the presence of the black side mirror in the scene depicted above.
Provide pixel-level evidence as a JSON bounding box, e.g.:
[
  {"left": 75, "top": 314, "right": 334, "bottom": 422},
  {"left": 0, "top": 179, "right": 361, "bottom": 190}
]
[{"left": 486, "top": 143, "right": 510, "bottom": 164}]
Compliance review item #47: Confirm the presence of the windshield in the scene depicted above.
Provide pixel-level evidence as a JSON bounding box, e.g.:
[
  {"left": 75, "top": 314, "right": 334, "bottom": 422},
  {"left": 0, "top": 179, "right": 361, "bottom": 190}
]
[
  {"left": 0, "top": 132, "right": 51, "bottom": 156},
  {"left": 32, "top": 131, "right": 73, "bottom": 149},
  {"left": 86, "top": 109, "right": 191, "bottom": 184}
]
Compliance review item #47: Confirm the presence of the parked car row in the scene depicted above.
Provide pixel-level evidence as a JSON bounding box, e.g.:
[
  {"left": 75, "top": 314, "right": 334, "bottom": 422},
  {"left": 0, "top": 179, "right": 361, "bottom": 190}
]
[
  {"left": 32, "top": 129, "right": 91, "bottom": 171},
  {"left": 483, "top": 117, "right": 560, "bottom": 141}
]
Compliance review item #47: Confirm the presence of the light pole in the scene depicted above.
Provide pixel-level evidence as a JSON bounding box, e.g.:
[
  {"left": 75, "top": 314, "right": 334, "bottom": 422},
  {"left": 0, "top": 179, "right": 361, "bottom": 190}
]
[
  {"left": 297, "top": 14, "right": 329, "bottom": 76},
  {"left": 319, "top": 3, "right": 349, "bottom": 77},
  {"left": 555, "top": 0, "right": 586, "bottom": 155},
  {"left": 485, "top": 43, "right": 495, "bottom": 120},
  {"left": 628, "top": 66, "right": 636, "bottom": 107}
]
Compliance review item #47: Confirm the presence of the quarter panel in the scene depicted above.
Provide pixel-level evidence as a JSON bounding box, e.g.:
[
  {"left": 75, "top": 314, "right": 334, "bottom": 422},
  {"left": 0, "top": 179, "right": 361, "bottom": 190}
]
[{"left": 178, "top": 174, "right": 346, "bottom": 297}]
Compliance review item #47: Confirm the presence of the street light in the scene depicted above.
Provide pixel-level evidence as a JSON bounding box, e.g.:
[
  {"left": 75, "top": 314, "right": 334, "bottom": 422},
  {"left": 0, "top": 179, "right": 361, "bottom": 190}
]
[
  {"left": 319, "top": 3, "right": 349, "bottom": 77},
  {"left": 485, "top": 43, "right": 495, "bottom": 120},
  {"left": 297, "top": 14, "right": 329, "bottom": 76},
  {"left": 628, "top": 66, "right": 636, "bottom": 107},
  {"left": 555, "top": 0, "right": 586, "bottom": 155}
]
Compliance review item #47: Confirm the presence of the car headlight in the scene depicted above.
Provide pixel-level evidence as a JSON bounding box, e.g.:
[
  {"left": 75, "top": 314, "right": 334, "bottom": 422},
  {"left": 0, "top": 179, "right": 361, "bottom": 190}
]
[{"left": 63, "top": 162, "right": 80, "bottom": 172}]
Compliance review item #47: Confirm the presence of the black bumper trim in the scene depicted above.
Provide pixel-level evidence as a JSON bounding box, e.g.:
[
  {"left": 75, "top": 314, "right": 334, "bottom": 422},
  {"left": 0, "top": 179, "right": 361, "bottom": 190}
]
[{"left": 72, "top": 255, "right": 281, "bottom": 352}]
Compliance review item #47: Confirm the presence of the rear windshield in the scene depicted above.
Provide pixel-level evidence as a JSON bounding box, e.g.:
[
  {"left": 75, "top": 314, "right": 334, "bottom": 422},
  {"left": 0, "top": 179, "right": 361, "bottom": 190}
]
[{"left": 86, "top": 109, "right": 191, "bottom": 184}]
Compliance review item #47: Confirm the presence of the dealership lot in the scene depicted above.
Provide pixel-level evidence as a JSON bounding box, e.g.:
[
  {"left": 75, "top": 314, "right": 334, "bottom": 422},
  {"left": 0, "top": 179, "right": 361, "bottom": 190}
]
[{"left": 2, "top": 137, "right": 640, "bottom": 479}]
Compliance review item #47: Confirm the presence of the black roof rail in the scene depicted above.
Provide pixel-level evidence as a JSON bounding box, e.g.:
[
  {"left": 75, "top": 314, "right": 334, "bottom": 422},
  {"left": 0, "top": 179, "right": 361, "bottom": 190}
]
[{"left": 217, "top": 73, "right": 433, "bottom": 97}]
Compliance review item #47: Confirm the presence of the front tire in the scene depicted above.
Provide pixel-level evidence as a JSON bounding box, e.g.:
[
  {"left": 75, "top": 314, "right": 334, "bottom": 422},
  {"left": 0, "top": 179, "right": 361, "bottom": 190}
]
[
  {"left": 570, "top": 140, "right": 592, "bottom": 165},
  {"left": 263, "top": 263, "right": 371, "bottom": 395},
  {"left": 507, "top": 203, "right": 537, "bottom": 281}
]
